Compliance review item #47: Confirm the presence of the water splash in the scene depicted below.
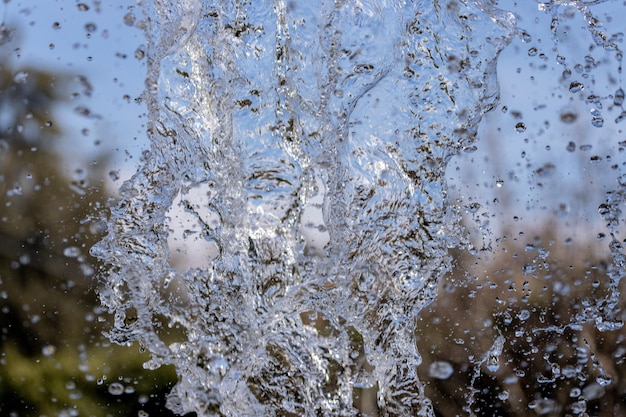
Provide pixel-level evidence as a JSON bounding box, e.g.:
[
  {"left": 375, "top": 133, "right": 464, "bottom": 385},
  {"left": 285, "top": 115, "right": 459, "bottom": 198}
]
[{"left": 93, "top": 1, "right": 516, "bottom": 415}]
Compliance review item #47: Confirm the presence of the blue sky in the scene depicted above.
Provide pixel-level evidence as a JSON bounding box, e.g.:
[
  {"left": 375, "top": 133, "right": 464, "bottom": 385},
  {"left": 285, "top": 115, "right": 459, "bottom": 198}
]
[
  {"left": 4, "top": 0, "right": 625, "bottom": 252},
  {"left": 2, "top": 0, "right": 147, "bottom": 186}
]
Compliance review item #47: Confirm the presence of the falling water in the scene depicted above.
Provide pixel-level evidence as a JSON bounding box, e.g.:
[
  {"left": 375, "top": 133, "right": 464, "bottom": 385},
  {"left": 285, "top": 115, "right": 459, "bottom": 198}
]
[{"left": 92, "top": 0, "right": 624, "bottom": 416}]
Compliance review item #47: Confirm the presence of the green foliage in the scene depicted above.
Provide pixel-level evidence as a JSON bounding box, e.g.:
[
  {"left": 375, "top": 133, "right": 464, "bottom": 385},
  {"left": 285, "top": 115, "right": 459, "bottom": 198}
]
[{"left": 0, "top": 342, "right": 178, "bottom": 417}]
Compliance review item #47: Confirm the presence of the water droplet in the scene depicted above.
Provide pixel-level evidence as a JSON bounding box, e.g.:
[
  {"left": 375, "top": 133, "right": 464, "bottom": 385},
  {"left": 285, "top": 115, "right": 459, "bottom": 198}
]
[
  {"left": 354, "top": 63, "right": 374, "bottom": 74},
  {"left": 498, "top": 390, "right": 509, "bottom": 401},
  {"left": 615, "top": 88, "right": 625, "bottom": 106},
  {"left": 579, "top": 144, "right": 592, "bottom": 151},
  {"left": 463, "top": 145, "right": 478, "bottom": 153},
  {"left": 77, "top": 3, "right": 89, "bottom": 11},
  {"left": 42, "top": 345, "right": 56, "bottom": 357},
  {"left": 486, "top": 355, "right": 500, "bottom": 372},
  {"left": 591, "top": 116, "right": 604, "bottom": 128},
  {"left": 109, "top": 170, "right": 120, "bottom": 181},
  {"left": 569, "top": 81, "right": 584, "bottom": 93},
  {"left": 566, "top": 141, "right": 576, "bottom": 152},
  {"left": 527, "top": 47, "right": 537, "bottom": 56},
  {"left": 108, "top": 382, "right": 125, "bottom": 395},
  {"left": 582, "top": 383, "right": 605, "bottom": 401},
  {"left": 496, "top": 179, "right": 504, "bottom": 188},
  {"left": 571, "top": 400, "right": 587, "bottom": 414},
  {"left": 520, "top": 31, "right": 531, "bottom": 43},
  {"left": 428, "top": 361, "right": 454, "bottom": 380},
  {"left": 515, "top": 122, "right": 526, "bottom": 133},
  {"left": 123, "top": 12, "right": 136, "bottom": 26},
  {"left": 63, "top": 246, "right": 81, "bottom": 258},
  {"left": 528, "top": 398, "right": 560, "bottom": 415},
  {"left": 13, "top": 71, "right": 28, "bottom": 84},
  {"left": 134, "top": 46, "right": 146, "bottom": 60},
  {"left": 52, "top": 22, "right": 61, "bottom": 29},
  {"left": 517, "top": 309, "right": 530, "bottom": 321},
  {"left": 560, "top": 111, "right": 577, "bottom": 124},
  {"left": 19, "top": 254, "right": 31, "bottom": 265}
]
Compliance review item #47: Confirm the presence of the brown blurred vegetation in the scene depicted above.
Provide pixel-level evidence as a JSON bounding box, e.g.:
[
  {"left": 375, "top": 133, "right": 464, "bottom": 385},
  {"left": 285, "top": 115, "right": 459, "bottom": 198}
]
[{"left": 416, "top": 226, "right": 626, "bottom": 417}]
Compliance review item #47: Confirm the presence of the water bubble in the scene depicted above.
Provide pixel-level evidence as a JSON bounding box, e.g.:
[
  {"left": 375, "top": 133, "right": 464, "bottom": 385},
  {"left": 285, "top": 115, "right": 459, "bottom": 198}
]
[
  {"left": 428, "top": 361, "right": 454, "bottom": 380},
  {"left": 108, "top": 382, "right": 125, "bottom": 395}
]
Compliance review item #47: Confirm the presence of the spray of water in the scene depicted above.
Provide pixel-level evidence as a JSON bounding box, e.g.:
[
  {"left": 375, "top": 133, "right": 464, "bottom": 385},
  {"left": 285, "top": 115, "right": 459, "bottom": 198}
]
[{"left": 90, "top": 0, "right": 626, "bottom": 415}]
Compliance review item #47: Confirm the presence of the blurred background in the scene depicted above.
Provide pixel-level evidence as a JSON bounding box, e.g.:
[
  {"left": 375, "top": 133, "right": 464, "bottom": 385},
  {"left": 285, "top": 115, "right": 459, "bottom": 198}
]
[{"left": 0, "top": 1, "right": 625, "bottom": 416}]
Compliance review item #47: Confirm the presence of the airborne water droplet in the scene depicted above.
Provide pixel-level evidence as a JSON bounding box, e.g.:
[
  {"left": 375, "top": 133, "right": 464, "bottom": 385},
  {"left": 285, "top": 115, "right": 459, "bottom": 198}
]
[
  {"left": 123, "top": 12, "right": 136, "bottom": 26},
  {"left": 428, "top": 361, "right": 454, "bottom": 380},
  {"left": 515, "top": 122, "right": 526, "bottom": 133},
  {"left": 569, "top": 81, "right": 584, "bottom": 93},
  {"left": 560, "top": 111, "right": 577, "bottom": 124},
  {"left": 614, "top": 88, "right": 624, "bottom": 106},
  {"left": 42, "top": 345, "right": 56, "bottom": 357},
  {"left": 597, "top": 374, "right": 612, "bottom": 386},
  {"left": 108, "top": 382, "right": 125, "bottom": 395}
]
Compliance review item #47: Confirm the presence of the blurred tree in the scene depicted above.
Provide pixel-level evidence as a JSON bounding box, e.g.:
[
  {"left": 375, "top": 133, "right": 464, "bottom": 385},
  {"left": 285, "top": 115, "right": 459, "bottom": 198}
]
[{"left": 0, "top": 28, "right": 179, "bottom": 417}]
